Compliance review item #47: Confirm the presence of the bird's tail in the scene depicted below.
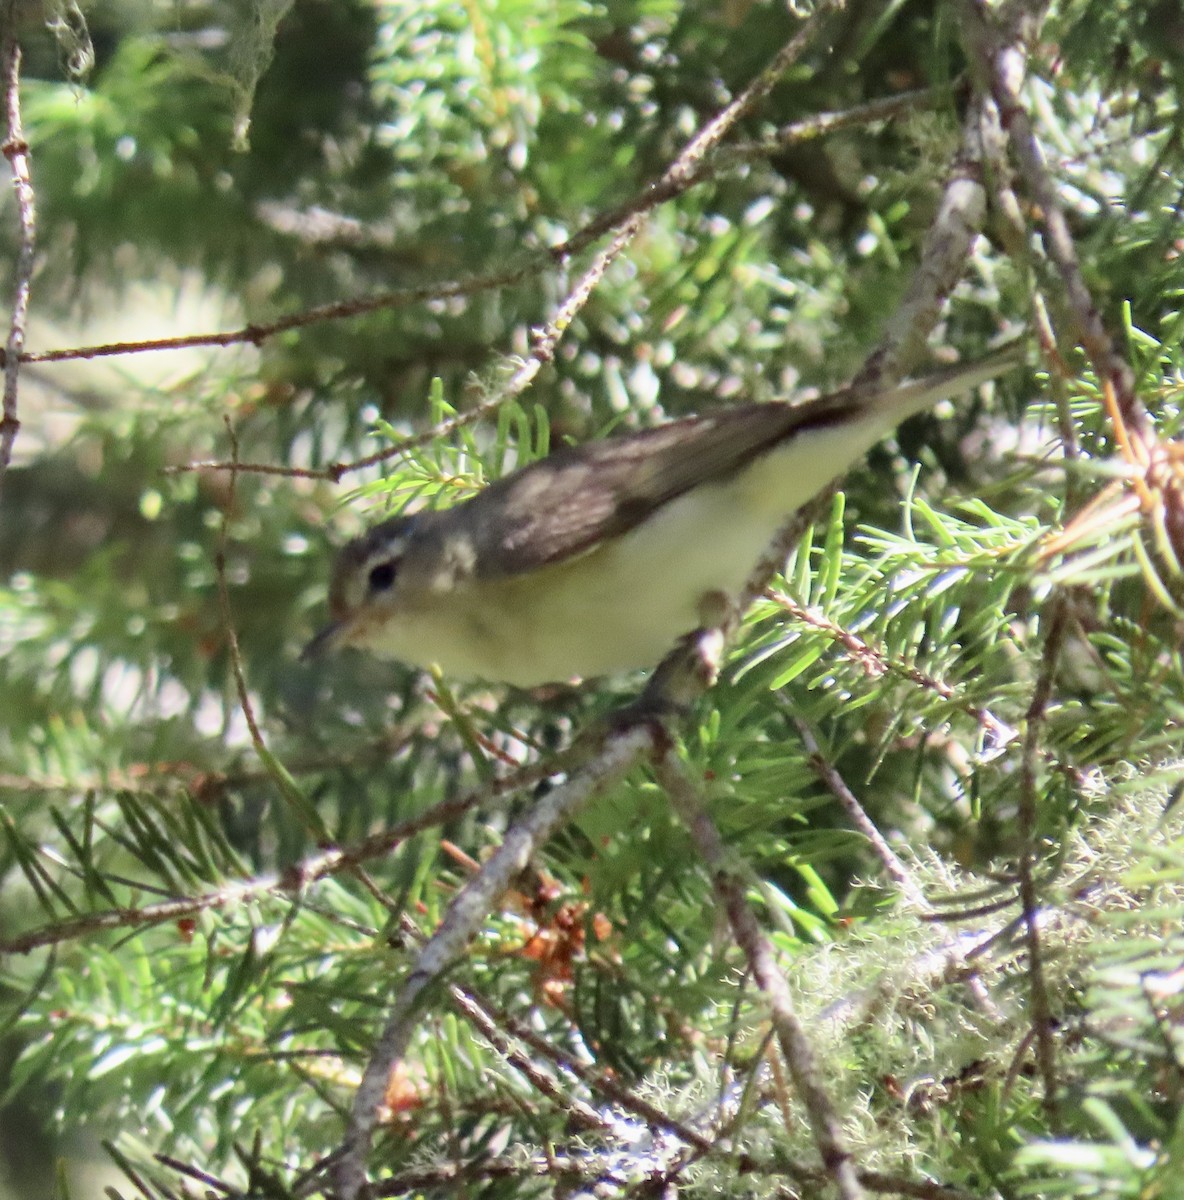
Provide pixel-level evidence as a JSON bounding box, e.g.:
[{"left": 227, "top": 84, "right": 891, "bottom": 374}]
[{"left": 875, "top": 338, "right": 1027, "bottom": 420}]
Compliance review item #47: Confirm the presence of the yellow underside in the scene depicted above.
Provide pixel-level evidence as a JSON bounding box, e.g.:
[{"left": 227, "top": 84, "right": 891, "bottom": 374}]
[{"left": 352, "top": 413, "right": 902, "bottom": 685}]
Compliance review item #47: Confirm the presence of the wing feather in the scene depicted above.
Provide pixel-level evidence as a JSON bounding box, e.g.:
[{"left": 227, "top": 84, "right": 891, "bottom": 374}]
[
  {"left": 445, "top": 396, "right": 861, "bottom": 578},
  {"left": 418, "top": 344, "right": 1023, "bottom": 579}
]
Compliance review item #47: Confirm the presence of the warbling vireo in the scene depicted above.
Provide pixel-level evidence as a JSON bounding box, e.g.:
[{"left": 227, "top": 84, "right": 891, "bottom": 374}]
[{"left": 305, "top": 344, "right": 1022, "bottom": 685}]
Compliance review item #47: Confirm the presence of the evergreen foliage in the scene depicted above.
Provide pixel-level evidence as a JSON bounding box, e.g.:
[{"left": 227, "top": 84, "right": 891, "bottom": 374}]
[{"left": 2, "top": 1, "right": 1184, "bottom": 1197}]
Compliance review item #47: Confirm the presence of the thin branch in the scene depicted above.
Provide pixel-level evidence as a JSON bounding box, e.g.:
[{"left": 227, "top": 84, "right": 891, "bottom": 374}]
[
  {"left": 958, "top": 0, "right": 1144, "bottom": 437},
  {"left": 0, "top": 16, "right": 35, "bottom": 481},
  {"left": 792, "top": 715, "right": 928, "bottom": 905},
  {"left": 309, "top": 1153, "right": 985, "bottom": 1200},
  {"left": 333, "top": 723, "right": 654, "bottom": 1200},
  {"left": 858, "top": 1173, "right": 979, "bottom": 1200},
  {"left": 23, "top": 0, "right": 844, "bottom": 389},
  {"left": 654, "top": 747, "right": 864, "bottom": 1200},
  {"left": 21, "top": 267, "right": 533, "bottom": 367},
  {"left": 726, "top": 83, "right": 952, "bottom": 160},
  {"left": 444, "top": 986, "right": 619, "bottom": 1138},
  {"left": 211, "top": 424, "right": 441, "bottom": 923},
  {"left": 173, "top": 0, "right": 850, "bottom": 486},
  {"left": 0, "top": 874, "right": 281, "bottom": 956},
  {"left": 816, "top": 1163, "right": 971, "bottom": 1200},
  {"left": 788, "top": 710, "right": 1007, "bottom": 1022},
  {"left": 770, "top": 592, "right": 1018, "bottom": 749},
  {"left": 1017, "top": 591, "right": 1068, "bottom": 1115},
  {"left": 970, "top": 67, "right": 1084, "bottom": 467},
  {"left": 446, "top": 980, "right": 719, "bottom": 1155}
]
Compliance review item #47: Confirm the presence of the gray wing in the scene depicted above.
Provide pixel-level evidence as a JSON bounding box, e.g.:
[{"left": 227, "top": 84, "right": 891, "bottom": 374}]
[
  {"left": 414, "top": 343, "right": 1023, "bottom": 579},
  {"left": 445, "top": 394, "right": 862, "bottom": 578}
]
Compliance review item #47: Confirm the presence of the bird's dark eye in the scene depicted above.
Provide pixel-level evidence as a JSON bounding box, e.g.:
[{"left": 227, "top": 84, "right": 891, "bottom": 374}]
[{"left": 368, "top": 561, "right": 398, "bottom": 592}]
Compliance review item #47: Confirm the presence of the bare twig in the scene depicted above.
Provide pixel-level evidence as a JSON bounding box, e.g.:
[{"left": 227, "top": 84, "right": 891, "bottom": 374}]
[
  {"left": 1017, "top": 592, "right": 1068, "bottom": 1114},
  {"left": 152, "top": 222, "right": 653, "bottom": 483},
  {"left": 293, "top": 1152, "right": 983, "bottom": 1200},
  {"left": 444, "top": 986, "right": 619, "bottom": 1137},
  {"left": 654, "top": 747, "right": 864, "bottom": 1200},
  {"left": 446, "top": 982, "right": 720, "bottom": 1156},
  {"left": 789, "top": 711, "right": 1006, "bottom": 1022},
  {"left": 0, "top": 14, "right": 35, "bottom": 480},
  {"left": 15, "top": 86, "right": 922, "bottom": 401},
  {"left": 0, "top": 874, "right": 281, "bottom": 956},
  {"left": 726, "top": 84, "right": 951, "bottom": 160},
  {"left": 22, "top": 266, "right": 531, "bottom": 367},
  {"left": 792, "top": 714, "right": 927, "bottom": 905},
  {"left": 969, "top": 64, "right": 1084, "bottom": 467},
  {"left": 21, "top": 0, "right": 842, "bottom": 392},
  {"left": 958, "top": 0, "right": 1144, "bottom": 439},
  {"left": 333, "top": 723, "right": 653, "bottom": 1200},
  {"left": 857, "top": 1174, "right": 978, "bottom": 1200}
]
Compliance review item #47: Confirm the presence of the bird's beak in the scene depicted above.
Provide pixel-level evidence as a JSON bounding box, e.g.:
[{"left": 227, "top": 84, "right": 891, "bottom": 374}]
[{"left": 301, "top": 619, "right": 346, "bottom": 662}]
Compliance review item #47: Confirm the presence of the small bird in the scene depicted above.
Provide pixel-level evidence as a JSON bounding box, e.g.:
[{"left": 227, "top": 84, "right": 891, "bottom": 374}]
[{"left": 306, "top": 345, "right": 1022, "bottom": 686}]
